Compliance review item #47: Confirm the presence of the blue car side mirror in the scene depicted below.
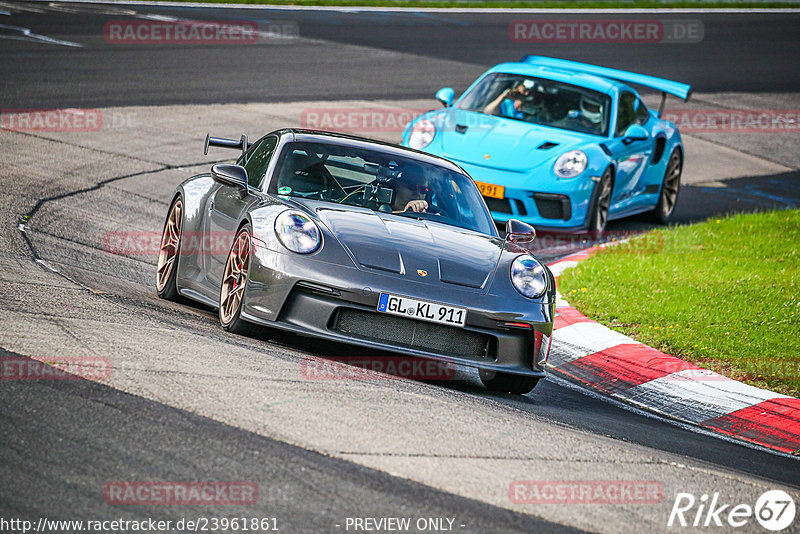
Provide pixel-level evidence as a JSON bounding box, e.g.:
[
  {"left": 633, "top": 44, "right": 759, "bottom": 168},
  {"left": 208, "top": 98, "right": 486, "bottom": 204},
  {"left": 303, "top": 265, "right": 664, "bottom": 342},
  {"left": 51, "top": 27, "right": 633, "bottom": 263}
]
[
  {"left": 622, "top": 124, "right": 649, "bottom": 144},
  {"left": 435, "top": 87, "right": 455, "bottom": 108}
]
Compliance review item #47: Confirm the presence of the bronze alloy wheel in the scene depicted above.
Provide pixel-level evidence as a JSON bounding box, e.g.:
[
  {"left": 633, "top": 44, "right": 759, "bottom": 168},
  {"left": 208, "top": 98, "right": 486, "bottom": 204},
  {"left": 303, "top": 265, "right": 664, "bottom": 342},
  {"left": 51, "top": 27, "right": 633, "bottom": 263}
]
[
  {"left": 156, "top": 199, "right": 182, "bottom": 293},
  {"left": 219, "top": 227, "right": 251, "bottom": 326}
]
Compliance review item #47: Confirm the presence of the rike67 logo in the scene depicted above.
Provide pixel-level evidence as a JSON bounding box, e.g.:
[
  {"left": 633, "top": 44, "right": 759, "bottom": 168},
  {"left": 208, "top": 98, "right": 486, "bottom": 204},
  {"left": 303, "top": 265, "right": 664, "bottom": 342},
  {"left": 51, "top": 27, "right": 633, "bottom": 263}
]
[{"left": 668, "top": 490, "right": 796, "bottom": 531}]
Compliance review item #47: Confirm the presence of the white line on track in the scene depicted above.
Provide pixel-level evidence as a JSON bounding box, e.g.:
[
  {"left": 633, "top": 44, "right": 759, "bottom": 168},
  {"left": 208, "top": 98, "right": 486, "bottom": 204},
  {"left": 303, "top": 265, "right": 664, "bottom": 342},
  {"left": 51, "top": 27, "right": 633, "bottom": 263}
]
[
  {"left": 0, "top": 23, "right": 83, "bottom": 46},
  {"left": 22, "top": 0, "right": 800, "bottom": 13}
]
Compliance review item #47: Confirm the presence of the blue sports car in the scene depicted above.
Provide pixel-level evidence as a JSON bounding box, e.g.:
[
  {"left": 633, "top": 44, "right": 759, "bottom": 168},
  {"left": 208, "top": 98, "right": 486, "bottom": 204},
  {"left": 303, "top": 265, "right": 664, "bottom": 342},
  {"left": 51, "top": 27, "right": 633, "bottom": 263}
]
[{"left": 402, "top": 56, "right": 692, "bottom": 232}]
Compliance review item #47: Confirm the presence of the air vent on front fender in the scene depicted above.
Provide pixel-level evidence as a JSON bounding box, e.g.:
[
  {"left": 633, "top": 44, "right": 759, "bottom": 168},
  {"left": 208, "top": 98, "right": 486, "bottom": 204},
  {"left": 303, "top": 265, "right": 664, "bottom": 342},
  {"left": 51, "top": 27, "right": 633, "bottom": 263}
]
[
  {"left": 537, "top": 141, "right": 559, "bottom": 150},
  {"left": 455, "top": 124, "right": 468, "bottom": 134}
]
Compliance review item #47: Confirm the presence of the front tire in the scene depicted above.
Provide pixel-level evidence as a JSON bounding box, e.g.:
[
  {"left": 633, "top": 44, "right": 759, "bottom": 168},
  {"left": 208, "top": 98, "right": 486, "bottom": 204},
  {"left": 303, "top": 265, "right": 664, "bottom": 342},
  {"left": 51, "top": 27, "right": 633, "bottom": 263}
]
[
  {"left": 479, "top": 369, "right": 540, "bottom": 395},
  {"left": 219, "top": 224, "right": 259, "bottom": 336},
  {"left": 585, "top": 168, "right": 613, "bottom": 233},
  {"left": 648, "top": 148, "right": 682, "bottom": 224}
]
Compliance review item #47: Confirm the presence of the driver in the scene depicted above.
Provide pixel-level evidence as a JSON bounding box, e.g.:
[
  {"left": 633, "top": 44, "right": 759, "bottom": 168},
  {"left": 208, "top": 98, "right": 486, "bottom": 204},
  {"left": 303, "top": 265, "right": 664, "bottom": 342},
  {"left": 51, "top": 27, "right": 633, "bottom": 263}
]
[
  {"left": 392, "top": 169, "right": 429, "bottom": 213},
  {"left": 483, "top": 79, "right": 535, "bottom": 119},
  {"left": 550, "top": 93, "right": 604, "bottom": 134},
  {"left": 579, "top": 94, "right": 603, "bottom": 128}
]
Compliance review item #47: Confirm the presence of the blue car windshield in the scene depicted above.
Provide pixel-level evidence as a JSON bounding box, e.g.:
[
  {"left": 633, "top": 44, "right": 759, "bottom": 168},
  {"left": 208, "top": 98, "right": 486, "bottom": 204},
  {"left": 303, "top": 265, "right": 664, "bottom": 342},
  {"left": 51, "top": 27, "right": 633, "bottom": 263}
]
[
  {"left": 456, "top": 72, "right": 612, "bottom": 136},
  {"left": 269, "top": 141, "right": 497, "bottom": 236}
]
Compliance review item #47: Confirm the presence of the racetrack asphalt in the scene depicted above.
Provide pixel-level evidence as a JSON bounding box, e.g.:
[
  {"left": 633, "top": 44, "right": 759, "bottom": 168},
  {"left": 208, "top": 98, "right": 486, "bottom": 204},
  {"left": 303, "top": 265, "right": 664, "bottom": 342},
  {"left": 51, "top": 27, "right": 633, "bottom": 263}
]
[
  {"left": 2, "top": 4, "right": 800, "bottom": 108},
  {"left": 1, "top": 3, "right": 800, "bottom": 533}
]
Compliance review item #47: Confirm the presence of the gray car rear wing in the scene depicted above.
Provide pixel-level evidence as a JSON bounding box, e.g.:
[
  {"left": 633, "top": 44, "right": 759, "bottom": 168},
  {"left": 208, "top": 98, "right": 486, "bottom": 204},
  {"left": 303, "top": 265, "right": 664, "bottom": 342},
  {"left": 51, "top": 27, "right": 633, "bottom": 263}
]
[{"left": 204, "top": 133, "right": 253, "bottom": 157}]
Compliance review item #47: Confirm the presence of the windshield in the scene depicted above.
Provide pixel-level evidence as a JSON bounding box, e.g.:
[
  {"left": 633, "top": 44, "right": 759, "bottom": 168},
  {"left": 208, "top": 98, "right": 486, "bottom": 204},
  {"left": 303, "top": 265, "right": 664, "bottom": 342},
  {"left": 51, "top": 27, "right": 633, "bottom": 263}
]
[
  {"left": 456, "top": 72, "right": 612, "bottom": 136},
  {"left": 268, "top": 141, "right": 497, "bottom": 235}
]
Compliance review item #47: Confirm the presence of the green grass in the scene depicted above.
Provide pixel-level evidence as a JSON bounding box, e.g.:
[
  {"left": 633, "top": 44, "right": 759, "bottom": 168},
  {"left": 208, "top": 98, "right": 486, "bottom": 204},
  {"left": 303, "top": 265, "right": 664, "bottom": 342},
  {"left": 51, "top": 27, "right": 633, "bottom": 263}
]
[
  {"left": 558, "top": 210, "right": 800, "bottom": 397},
  {"left": 166, "top": 0, "right": 800, "bottom": 8}
]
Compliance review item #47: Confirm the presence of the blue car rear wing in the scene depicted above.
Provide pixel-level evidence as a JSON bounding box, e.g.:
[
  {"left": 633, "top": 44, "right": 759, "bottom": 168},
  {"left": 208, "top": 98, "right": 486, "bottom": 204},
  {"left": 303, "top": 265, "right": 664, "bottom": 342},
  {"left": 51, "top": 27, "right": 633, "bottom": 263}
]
[{"left": 521, "top": 56, "right": 692, "bottom": 113}]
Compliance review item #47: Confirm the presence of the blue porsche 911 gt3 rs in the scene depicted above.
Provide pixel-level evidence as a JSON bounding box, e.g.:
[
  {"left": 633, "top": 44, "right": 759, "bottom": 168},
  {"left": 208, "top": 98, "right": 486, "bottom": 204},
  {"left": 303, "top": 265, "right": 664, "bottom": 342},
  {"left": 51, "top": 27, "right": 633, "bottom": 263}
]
[{"left": 402, "top": 56, "right": 692, "bottom": 232}]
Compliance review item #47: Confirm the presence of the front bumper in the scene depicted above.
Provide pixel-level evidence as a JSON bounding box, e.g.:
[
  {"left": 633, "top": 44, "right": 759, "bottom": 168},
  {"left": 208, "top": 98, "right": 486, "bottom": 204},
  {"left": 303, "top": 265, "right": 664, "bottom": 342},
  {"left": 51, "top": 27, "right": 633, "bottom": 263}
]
[
  {"left": 446, "top": 159, "right": 597, "bottom": 229},
  {"left": 241, "top": 248, "right": 554, "bottom": 377}
]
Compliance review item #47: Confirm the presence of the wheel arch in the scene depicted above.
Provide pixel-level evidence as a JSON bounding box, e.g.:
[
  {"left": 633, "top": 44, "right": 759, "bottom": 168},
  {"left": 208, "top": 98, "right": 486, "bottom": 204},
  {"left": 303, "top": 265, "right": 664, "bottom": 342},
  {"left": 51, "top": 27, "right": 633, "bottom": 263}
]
[
  {"left": 238, "top": 217, "right": 253, "bottom": 233},
  {"left": 672, "top": 143, "right": 684, "bottom": 164},
  {"left": 584, "top": 164, "right": 616, "bottom": 230},
  {"left": 602, "top": 163, "right": 617, "bottom": 197}
]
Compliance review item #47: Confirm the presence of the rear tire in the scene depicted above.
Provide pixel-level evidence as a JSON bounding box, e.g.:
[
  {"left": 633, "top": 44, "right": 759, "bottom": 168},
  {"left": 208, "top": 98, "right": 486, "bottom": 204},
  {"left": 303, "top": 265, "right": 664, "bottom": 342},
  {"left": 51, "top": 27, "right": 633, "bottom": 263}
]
[
  {"left": 156, "top": 197, "right": 183, "bottom": 301},
  {"left": 648, "top": 148, "right": 682, "bottom": 224},
  {"left": 479, "top": 369, "right": 540, "bottom": 395},
  {"left": 585, "top": 168, "right": 613, "bottom": 233}
]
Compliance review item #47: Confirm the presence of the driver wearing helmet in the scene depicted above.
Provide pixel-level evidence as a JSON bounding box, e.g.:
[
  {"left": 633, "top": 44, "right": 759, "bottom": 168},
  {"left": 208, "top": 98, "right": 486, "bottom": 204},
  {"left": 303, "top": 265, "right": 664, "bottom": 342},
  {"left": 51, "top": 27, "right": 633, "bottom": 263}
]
[
  {"left": 551, "top": 93, "right": 605, "bottom": 134},
  {"left": 579, "top": 94, "right": 603, "bottom": 127}
]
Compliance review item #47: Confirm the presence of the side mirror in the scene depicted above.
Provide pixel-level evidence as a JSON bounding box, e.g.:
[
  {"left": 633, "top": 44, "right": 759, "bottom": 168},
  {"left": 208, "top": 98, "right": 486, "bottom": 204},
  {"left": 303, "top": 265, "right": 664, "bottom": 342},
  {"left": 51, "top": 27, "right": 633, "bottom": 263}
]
[
  {"left": 622, "top": 124, "right": 648, "bottom": 144},
  {"left": 435, "top": 87, "right": 455, "bottom": 108},
  {"left": 211, "top": 164, "right": 248, "bottom": 190},
  {"left": 505, "top": 219, "right": 536, "bottom": 244}
]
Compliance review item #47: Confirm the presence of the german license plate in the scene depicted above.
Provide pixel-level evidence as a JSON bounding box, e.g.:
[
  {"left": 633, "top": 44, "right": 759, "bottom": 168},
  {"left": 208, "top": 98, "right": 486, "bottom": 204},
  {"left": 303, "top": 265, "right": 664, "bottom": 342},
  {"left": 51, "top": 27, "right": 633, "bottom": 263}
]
[
  {"left": 377, "top": 293, "right": 466, "bottom": 328},
  {"left": 475, "top": 180, "right": 505, "bottom": 199}
]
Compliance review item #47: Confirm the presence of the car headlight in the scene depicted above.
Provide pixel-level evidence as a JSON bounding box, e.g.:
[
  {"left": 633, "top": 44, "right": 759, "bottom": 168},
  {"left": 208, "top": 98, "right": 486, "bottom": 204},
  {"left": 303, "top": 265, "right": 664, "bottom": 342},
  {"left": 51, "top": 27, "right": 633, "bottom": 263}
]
[
  {"left": 510, "top": 255, "right": 547, "bottom": 298},
  {"left": 408, "top": 119, "right": 436, "bottom": 150},
  {"left": 553, "top": 150, "right": 588, "bottom": 178},
  {"left": 274, "top": 211, "right": 321, "bottom": 254}
]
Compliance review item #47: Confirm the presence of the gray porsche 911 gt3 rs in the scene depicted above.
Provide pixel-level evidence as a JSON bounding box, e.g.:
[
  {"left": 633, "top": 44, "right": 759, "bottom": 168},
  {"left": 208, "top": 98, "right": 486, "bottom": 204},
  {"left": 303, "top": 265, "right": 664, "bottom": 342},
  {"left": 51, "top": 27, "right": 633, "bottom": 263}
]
[{"left": 156, "top": 129, "right": 555, "bottom": 394}]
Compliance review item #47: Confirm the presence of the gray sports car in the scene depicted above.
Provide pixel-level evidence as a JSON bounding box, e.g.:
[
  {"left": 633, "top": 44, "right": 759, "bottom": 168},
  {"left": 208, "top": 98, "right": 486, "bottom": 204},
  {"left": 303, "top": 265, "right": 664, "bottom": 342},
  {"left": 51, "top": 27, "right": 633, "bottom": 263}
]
[{"left": 156, "top": 129, "right": 555, "bottom": 394}]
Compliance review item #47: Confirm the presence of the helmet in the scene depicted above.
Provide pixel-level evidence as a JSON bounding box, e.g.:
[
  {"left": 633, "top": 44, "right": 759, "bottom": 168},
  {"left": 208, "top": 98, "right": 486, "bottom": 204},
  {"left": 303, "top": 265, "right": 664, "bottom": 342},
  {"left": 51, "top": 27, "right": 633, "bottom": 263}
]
[{"left": 580, "top": 95, "right": 603, "bottom": 124}]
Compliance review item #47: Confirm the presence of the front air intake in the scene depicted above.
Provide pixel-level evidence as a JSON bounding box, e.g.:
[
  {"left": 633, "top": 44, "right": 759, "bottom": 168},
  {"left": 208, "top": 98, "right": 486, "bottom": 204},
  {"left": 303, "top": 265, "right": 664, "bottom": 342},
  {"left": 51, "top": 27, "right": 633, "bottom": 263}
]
[
  {"left": 537, "top": 142, "right": 559, "bottom": 150},
  {"left": 333, "top": 308, "right": 492, "bottom": 358}
]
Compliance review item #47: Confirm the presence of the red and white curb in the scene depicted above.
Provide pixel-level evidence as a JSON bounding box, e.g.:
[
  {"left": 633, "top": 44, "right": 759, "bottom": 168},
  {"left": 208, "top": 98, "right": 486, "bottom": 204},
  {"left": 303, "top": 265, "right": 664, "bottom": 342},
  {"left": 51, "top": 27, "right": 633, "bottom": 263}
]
[{"left": 546, "top": 247, "right": 800, "bottom": 456}]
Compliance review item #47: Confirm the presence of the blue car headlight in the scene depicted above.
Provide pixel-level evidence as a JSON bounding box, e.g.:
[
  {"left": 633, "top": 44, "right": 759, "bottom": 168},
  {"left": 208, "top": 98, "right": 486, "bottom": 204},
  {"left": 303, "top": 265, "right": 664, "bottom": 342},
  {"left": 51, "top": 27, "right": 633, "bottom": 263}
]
[
  {"left": 274, "top": 211, "right": 321, "bottom": 254},
  {"left": 553, "top": 150, "right": 588, "bottom": 178},
  {"left": 510, "top": 255, "right": 547, "bottom": 298},
  {"left": 408, "top": 119, "right": 436, "bottom": 150}
]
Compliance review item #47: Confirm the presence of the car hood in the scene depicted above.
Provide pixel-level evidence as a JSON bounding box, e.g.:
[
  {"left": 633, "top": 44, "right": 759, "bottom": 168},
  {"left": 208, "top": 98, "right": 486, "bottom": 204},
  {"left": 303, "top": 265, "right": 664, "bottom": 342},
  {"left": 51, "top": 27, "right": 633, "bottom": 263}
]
[
  {"left": 436, "top": 109, "right": 591, "bottom": 173},
  {"left": 296, "top": 200, "right": 504, "bottom": 291}
]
